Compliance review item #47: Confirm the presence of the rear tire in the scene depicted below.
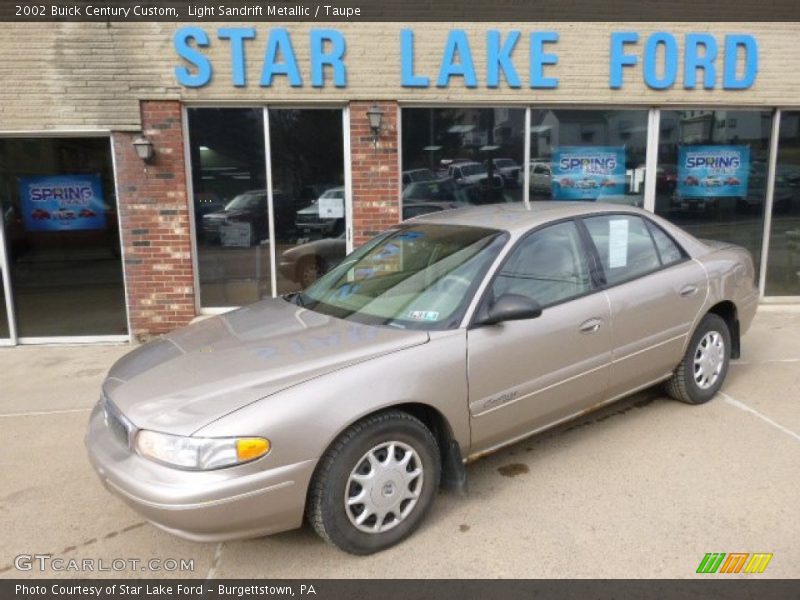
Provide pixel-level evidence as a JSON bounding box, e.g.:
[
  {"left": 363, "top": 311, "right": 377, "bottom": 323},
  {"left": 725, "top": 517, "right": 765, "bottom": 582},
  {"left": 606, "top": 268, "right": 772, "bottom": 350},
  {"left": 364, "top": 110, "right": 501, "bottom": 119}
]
[
  {"left": 306, "top": 410, "right": 440, "bottom": 555},
  {"left": 666, "top": 313, "right": 731, "bottom": 405}
]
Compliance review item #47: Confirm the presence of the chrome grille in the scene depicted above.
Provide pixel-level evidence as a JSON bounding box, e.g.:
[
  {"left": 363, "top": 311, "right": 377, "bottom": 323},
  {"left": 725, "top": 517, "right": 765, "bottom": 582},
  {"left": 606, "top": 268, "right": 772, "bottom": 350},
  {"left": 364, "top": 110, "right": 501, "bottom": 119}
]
[{"left": 103, "top": 398, "right": 135, "bottom": 449}]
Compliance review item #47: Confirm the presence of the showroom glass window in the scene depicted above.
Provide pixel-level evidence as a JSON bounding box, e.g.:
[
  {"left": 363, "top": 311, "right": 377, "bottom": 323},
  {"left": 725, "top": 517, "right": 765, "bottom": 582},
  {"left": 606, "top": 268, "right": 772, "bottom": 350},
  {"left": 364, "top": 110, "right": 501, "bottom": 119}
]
[
  {"left": 188, "top": 108, "right": 347, "bottom": 307},
  {"left": 654, "top": 110, "right": 772, "bottom": 276},
  {"left": 401, "top": 108, "right": 525, "bottom": 208},
  {"left": 765, "top": 111, "right": 800, "bottom": 295},
  {"left": 528, "top": 109, "right": 648, "bottom": 206},
  {"left": 188, "top": 108, "right": 269, "bottom": 308},
  {"left": 268, "top": 109, "right": 345, "bottom": 295},
  {"left": 0, "top": 137, "right": 126, "bottom": 338}
]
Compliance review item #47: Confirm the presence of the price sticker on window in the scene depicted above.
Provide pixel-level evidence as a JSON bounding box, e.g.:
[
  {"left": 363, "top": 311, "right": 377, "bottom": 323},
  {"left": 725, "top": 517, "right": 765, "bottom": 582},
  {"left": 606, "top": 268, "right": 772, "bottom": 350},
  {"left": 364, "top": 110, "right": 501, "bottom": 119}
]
[{"left": 608, "top": 218, "right": 629, "bottom": 268}]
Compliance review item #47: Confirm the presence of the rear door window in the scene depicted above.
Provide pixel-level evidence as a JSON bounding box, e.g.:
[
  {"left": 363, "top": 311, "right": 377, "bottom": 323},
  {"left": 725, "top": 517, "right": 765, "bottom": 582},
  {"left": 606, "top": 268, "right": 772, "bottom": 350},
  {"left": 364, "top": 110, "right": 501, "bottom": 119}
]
[
  {"left": 646, "top": 220, "right": 685, "bottom": 267},
  {"left": 582, "top": 215, "right": 662, "bottom": 286}
]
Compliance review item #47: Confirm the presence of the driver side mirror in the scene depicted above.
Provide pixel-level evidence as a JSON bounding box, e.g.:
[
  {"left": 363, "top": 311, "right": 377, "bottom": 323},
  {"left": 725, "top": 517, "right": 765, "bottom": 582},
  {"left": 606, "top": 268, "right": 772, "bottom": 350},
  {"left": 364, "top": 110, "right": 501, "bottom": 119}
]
[{"left": 476, "top": 293, "right": 542, "bottom": 326}]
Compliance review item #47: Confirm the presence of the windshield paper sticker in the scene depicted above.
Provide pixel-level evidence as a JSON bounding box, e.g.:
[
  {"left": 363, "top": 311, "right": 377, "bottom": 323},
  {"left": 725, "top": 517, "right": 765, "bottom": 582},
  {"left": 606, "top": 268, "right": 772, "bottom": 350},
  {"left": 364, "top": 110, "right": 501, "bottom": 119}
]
[
  {"left": 677, "top": 145, "right": 750, "bottom": 199},
  {"left": 551, "top": 146, "right": 626, "bottom": 200},
  {"left": 408, "top": 310, "right": 440, "bottom": 322},
  {"left": 19, "top": 174, "right": 107, "bottom": 232},
  {"left": 608, "top": 218, "right": 629, "bottom": 268}
]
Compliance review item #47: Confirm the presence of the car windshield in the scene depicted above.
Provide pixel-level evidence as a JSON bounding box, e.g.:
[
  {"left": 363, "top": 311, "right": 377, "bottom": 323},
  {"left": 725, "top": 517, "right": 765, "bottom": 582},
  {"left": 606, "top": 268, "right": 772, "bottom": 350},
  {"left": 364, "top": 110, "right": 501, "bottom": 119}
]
[
  {"left": 402, "top": 180, "right": 471, "bottom": 203},
  {"left": 461, "top": 164, "right": 485, "bottom": 176},
  {"left": 293, "top": 224, "right": 507, "bottom": 330},
  {"left": 321, "top": 188, "right": 345, "bottom": 199},
  {"left": 224, "top": 193, "right": 263, "bottom": 211},
  {"left": 409, "top": 169, "right": 436, "bottom": 182}
]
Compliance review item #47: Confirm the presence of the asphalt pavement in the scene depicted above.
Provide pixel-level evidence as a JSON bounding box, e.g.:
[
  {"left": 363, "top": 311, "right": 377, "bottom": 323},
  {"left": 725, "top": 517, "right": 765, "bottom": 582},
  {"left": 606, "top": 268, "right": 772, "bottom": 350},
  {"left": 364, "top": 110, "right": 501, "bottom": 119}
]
[{"left": 1, "top": 307, "right": 798, "bottom": 579}]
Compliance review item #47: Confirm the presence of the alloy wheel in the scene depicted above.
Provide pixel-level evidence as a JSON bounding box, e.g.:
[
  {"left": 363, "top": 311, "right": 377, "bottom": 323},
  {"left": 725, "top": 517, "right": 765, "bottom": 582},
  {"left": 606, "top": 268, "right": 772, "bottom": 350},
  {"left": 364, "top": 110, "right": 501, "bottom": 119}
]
[
  {"left": 693, "top": 331, "right": 725, "bottom": 390},
  {"left": 344, "top": 441, "right": 423, "bottom": 534}
]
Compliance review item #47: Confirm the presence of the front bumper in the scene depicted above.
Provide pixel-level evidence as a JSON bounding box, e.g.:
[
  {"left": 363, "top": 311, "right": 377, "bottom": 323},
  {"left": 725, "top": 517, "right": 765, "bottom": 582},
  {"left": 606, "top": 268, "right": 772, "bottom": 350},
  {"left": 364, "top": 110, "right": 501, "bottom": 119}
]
[{"left": 85, "top": 403, "right": 317, "bottom": 542}]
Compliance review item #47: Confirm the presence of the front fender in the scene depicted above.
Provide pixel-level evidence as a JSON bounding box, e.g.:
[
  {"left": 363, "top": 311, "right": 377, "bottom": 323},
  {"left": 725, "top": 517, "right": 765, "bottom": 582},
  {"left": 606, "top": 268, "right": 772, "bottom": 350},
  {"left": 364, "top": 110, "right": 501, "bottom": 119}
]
[{"left": 194, "top": 329, "right": 470, "bottom": 473}]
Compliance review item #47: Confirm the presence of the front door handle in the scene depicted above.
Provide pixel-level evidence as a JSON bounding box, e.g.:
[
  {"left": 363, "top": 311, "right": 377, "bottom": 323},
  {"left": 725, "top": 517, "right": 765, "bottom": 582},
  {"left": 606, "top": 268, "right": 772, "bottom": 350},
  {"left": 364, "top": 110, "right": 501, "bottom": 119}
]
[
  {"left": 680, "top": 284, "right": 698, "bottom": 297},
  {"left": 579, "top": 318, "right": 603, "bottom": 334}
]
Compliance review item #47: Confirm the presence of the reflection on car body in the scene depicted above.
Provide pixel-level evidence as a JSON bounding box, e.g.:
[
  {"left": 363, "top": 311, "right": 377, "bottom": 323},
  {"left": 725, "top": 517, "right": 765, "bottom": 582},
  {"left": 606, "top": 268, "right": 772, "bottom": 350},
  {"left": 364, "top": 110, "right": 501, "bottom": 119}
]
[{"left": 87, "top": 203, "right": 758, "bottom": 556}]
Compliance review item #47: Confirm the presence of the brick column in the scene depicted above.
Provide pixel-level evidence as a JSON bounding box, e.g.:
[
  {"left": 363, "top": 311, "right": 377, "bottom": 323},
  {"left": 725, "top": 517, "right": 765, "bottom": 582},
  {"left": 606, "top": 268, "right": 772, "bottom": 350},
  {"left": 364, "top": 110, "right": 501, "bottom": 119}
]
[
  {"left": 349, "top": 101, "right": 401, "bottom": 246},
  {"left": 113, "top": 100, "right": 196, "bottom": 341}
]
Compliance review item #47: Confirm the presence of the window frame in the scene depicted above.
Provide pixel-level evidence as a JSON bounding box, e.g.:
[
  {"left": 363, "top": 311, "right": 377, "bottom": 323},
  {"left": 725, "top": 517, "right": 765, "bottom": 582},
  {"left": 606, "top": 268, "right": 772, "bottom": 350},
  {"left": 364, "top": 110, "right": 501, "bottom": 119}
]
[{"left": 575, "top": 212, "right": 691, "bottom": 290}]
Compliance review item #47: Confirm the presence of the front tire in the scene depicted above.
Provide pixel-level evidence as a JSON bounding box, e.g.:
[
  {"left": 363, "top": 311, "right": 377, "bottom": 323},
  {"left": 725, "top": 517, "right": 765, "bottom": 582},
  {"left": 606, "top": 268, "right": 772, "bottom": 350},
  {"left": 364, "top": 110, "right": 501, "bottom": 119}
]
[
  {"left": 306, "top": 410, "right": 440, "bottom": 555},
  {"left": 666, "top": 313, "right": 731, "bottom": 404}
]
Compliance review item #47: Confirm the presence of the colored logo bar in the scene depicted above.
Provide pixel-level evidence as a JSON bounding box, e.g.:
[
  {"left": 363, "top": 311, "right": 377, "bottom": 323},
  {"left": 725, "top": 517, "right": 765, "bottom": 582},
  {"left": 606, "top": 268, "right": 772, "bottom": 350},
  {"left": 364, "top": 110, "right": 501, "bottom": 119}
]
[{"left": 697, "top": 553, "right": 773, "bottom": 574}]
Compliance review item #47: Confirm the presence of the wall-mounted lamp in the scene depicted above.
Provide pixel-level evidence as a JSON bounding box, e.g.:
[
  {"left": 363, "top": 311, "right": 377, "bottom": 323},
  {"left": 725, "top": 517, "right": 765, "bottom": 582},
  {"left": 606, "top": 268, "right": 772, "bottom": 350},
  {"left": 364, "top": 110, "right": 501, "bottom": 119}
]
[
  {"left": 132, "top": 135, "right": 155, "bottom": 163},
  {"left": 366, "top": 104, "right": 384, "bottom": 148}
]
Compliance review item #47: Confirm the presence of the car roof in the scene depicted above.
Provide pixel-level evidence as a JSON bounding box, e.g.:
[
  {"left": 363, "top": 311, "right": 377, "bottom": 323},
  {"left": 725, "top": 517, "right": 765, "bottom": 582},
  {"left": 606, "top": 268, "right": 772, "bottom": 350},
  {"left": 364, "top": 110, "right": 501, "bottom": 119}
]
[{"left": 409, "top": 202, "right": 655, "bottom": 234}]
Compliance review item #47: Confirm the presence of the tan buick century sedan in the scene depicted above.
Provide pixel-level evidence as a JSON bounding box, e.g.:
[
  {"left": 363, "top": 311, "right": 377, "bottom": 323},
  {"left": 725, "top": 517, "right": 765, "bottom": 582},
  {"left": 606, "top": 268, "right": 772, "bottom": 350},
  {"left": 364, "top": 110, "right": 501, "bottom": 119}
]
[{"left": 87, "top": 203, "right": 758, "bottom": 554}]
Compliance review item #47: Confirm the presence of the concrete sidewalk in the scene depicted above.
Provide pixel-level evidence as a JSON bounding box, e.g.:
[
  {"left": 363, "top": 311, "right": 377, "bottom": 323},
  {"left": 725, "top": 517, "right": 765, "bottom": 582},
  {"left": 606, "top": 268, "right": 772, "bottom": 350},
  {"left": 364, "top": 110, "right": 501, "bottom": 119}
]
[{"left": 1, "top": 308, "right": 799, "bottom": 579}]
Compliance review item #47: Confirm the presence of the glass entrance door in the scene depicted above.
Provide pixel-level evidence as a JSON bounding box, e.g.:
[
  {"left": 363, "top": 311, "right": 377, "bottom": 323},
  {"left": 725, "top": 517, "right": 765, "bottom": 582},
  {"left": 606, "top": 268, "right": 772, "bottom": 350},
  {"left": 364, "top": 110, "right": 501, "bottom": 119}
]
[{"left": 0, "top": 137, "right": 128, "bottom": 340}]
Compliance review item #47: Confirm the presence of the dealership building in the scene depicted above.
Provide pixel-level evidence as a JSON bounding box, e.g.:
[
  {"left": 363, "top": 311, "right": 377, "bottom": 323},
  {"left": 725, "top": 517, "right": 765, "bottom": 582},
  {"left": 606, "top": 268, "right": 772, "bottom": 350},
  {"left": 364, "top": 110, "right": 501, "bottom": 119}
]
[{"left": 1, "top": 20, "right": 800, "bottom": 344}]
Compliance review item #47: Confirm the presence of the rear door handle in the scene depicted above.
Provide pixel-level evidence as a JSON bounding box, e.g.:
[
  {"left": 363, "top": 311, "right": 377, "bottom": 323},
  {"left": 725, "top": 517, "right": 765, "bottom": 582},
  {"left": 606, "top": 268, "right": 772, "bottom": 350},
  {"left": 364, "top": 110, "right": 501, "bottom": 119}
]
[
  {"left": 680, "top": 284, "right": 698, "bottom": 297},
  {"left": 579, "top": 318, "right": 603, "bottom": 334}
]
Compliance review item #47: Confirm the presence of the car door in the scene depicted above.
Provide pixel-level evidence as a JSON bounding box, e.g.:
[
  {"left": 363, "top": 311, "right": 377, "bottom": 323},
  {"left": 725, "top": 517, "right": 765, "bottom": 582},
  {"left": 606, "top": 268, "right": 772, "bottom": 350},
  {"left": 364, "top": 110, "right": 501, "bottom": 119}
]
[
  {"left": 467, "top": 219, "right": 612, "bottom": 453},
  {"left": 581, "top": 214, "right": 708, "bottom": 399}
]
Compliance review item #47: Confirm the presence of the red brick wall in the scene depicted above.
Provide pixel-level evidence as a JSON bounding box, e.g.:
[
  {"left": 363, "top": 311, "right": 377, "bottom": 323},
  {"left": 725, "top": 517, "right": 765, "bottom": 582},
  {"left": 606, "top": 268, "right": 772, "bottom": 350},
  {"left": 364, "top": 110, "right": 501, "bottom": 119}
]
[
  {"left": 349, "top": 101, "right": 401, "bottom": 246},
  {"left": 113, "top": 101, "right": 196, "bottom": 341}
]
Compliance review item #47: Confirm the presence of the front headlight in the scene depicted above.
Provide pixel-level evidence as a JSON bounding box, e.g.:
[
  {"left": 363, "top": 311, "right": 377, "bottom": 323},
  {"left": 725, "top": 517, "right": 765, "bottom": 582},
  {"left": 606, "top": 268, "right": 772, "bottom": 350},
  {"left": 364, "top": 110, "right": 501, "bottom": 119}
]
[{"left": 135, "top": 430, "right": 270, "bottom": 470}]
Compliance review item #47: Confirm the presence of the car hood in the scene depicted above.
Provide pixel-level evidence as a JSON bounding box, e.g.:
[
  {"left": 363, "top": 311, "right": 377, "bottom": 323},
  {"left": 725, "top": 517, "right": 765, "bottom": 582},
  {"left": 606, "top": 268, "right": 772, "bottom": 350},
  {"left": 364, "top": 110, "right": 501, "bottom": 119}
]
[{"left": 103, "top": 299, "right": 429, "bottom": 435}]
